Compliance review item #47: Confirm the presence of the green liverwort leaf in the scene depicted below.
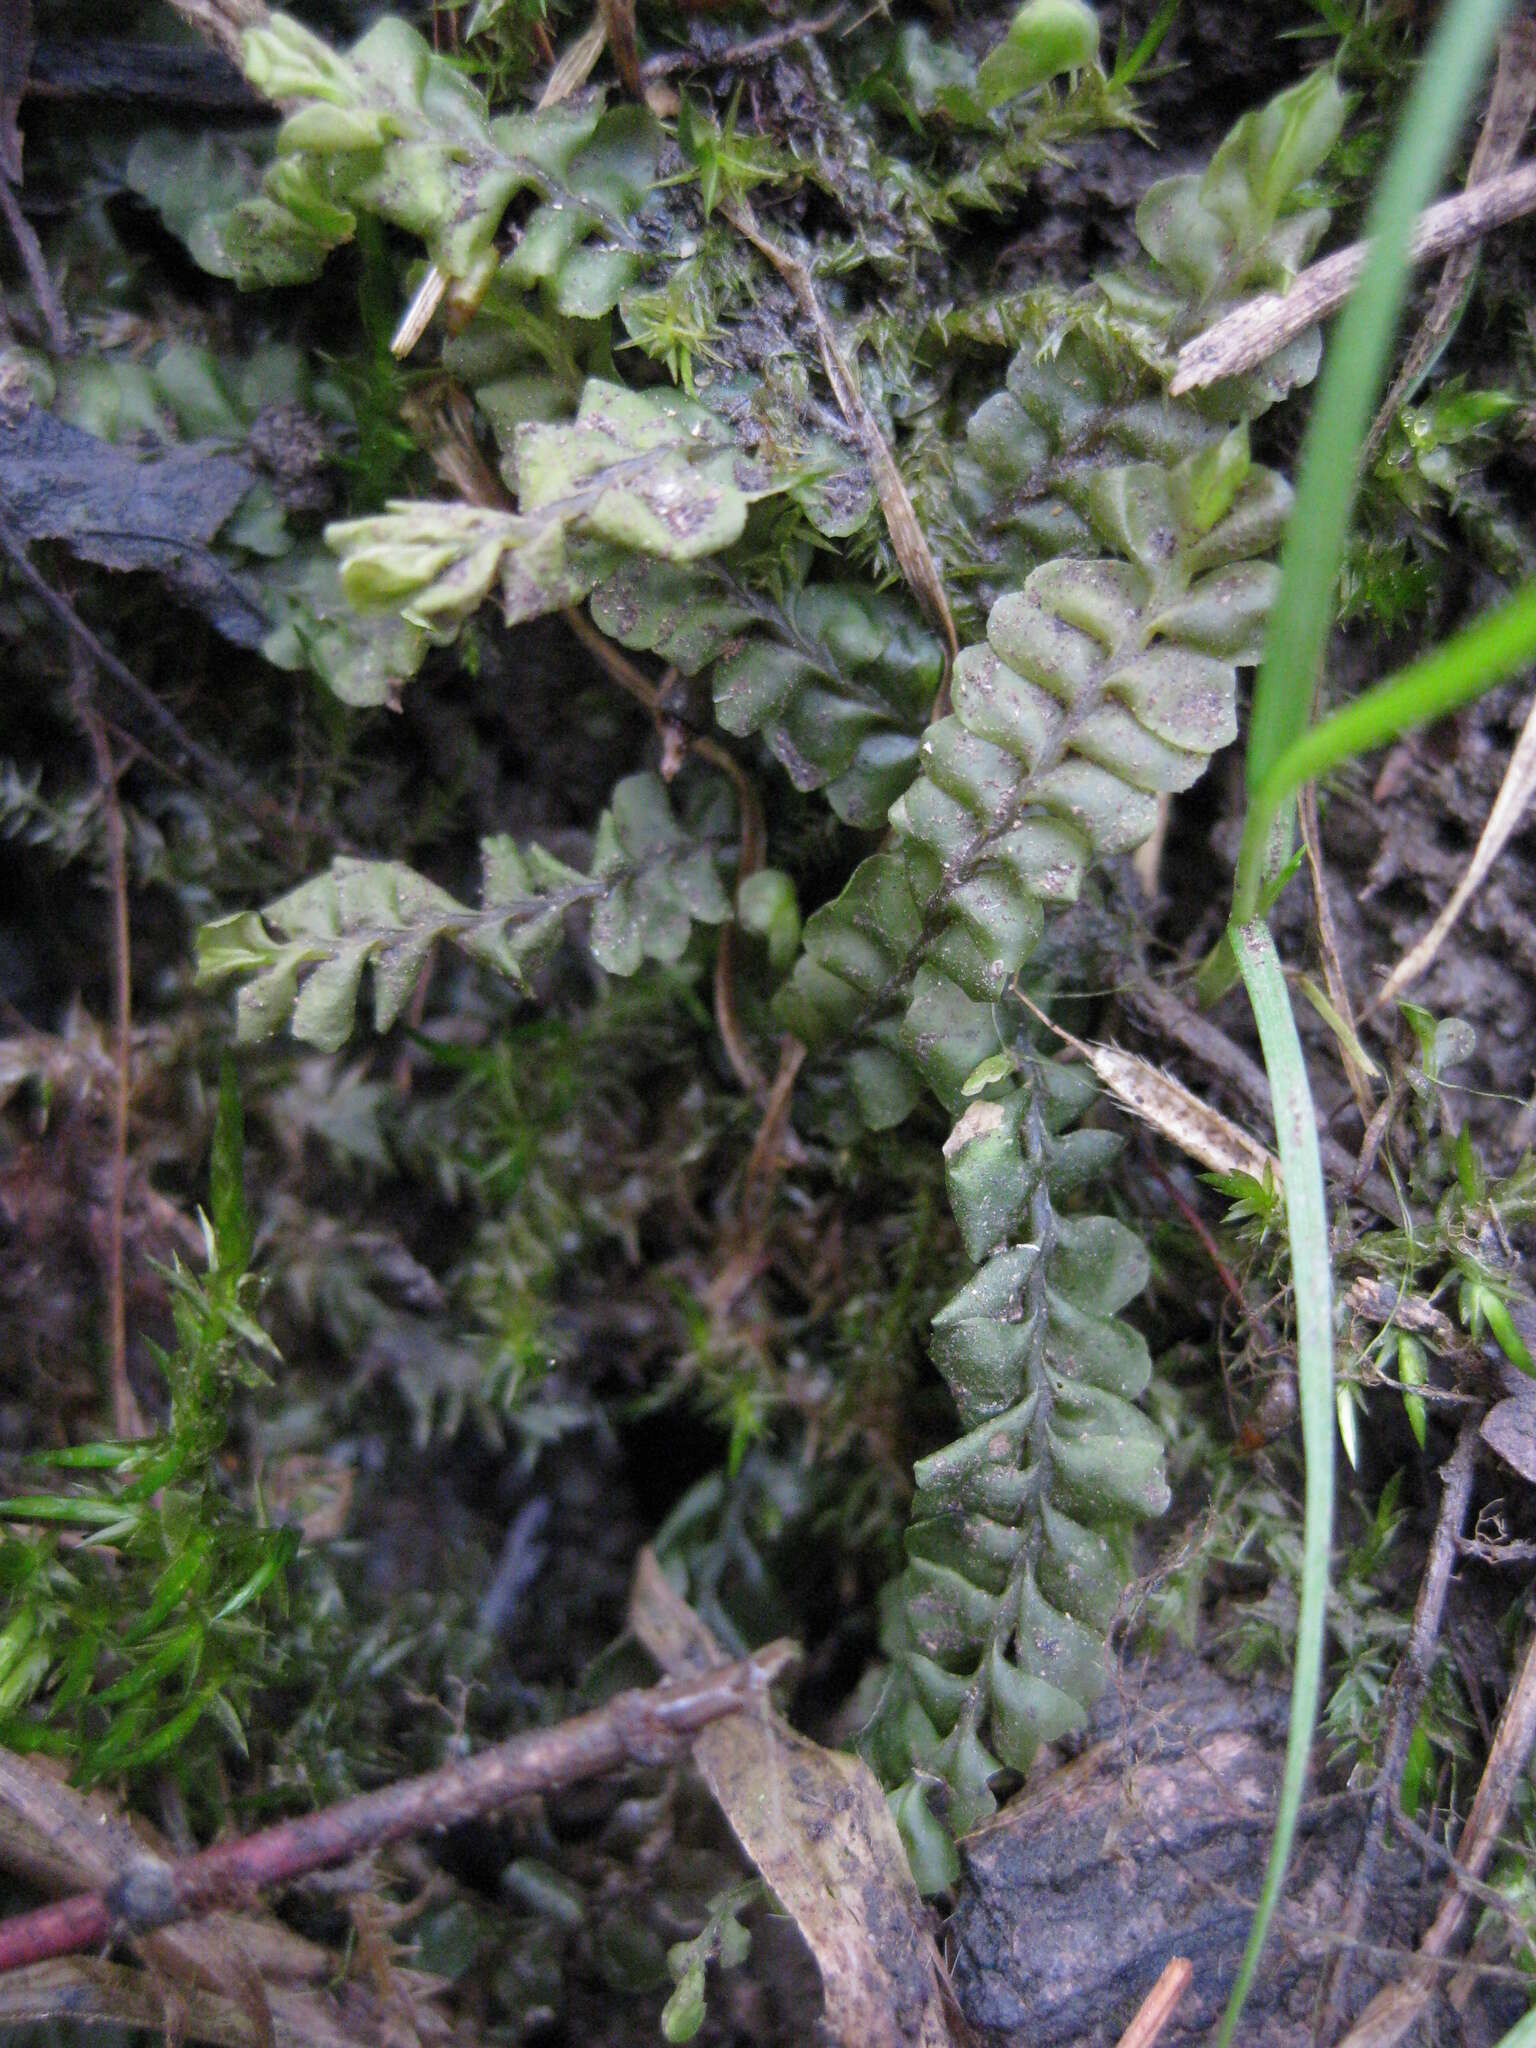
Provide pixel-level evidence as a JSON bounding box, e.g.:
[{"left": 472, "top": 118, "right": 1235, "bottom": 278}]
[{"left": 977, "top": 1, "right": 1100, "bottom": 111}]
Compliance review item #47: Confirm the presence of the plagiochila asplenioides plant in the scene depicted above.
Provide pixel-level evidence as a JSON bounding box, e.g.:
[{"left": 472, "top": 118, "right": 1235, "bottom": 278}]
[{"left": 190, "top": 4, "right": 1346, "bottom": 1885}]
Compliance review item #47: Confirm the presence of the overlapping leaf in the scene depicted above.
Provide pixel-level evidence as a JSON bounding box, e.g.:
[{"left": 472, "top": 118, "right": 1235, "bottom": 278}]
[
  {"left": 778, "top": 429, "right": 1288, "bottom": 1126},
  {"left": 141, "top": 13, "right": 660, "bottom": 308},
  {"left": 945, "top": 69, "right": 1344, "bottom": 616},
  {"left": 863, "top": 1070, "right": 1165, "bottom": 1886},
  {"left": 328, "top": 379, "right": 771, "bottom": 638},
  {"left": 197, "top": 774, "right": 730, "bottom": 1050},
  {"left": 592, "top": 563, "right": 945, "bottom": 828},
  {"left": 823, "top": 76, "right": 1346, "bottom": 1881}
]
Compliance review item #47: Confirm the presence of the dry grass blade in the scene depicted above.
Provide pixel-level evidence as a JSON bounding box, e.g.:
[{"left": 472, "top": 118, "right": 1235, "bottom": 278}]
[
  {"left": 390, "top": 265, "right": 447, "bottom": 359},
  {"left": 536, "top": 14, "right": 606, "bottom": 109},
  {"left": 723, "top": 200, "right": 959, "bottom": 692},
  {"left": 1085, "top": 1043, "right": 1279, "bottom": 1183},
  {"left": 1367, "top": 685, "right": 1536, "bottom": 1013},
  {"left": 0, "top": 1958, "right": 441, "bottom": 2048},
  {"left": 1016, "top": 994, "right": 1278, "bottom": 1184},
  {"left": 629, "top": 1550, "right": 959, "bottom": 2048},
  {"left": 1170, "top": 158, "right": 1536, "bottom": 395},
  {"left": 1298, "top": 785, "right": 1376, "bottom": 1122}
]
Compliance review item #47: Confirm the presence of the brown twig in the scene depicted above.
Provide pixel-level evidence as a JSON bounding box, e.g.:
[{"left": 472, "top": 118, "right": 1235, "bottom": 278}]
[
  {"left": 67, "top": 637, "right": 144, "bottom": 1441},
  {"left": 0, "top": 172, "right": 72, "bottom": 355},
  {"left": 1170, "top": 158, "right": 1536, "bottom": 396},
  {"left": 722, "top": 199, "right": 958, "bottom": 704},
  {"left": 0, "top": 1643, "right": 795, "bottom": 1975},
  {"left": 1334, "top": 1612, "right": 1536, "bottom": 2048},
  {"left": 640, "top": 6, "right": 849, "bottom": 79},
  {"left": 1114, "top": 1957, "right": 1193, "bottom": 2048},
  {"left": 1363, "top": 18, "right": 1536, "bottom": 464},
  {"left": 596, "top": 0, "right": 642, "bottom": 97},
  {"left": 1319, "top": 1419, "right": 1479, "bottom": 2029},
  {"left": 1140, "top": 1143, "right": 1275, "bottom": 1357}
]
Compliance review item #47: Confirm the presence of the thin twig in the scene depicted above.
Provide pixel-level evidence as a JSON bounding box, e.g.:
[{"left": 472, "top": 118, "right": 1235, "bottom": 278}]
[
  {"left": 1363, "top": 18, "right": 1536, "bottom": 463},
  {"left": 722, "top": 199, "right": 958, "bottom": 699},
  {"left": 1140, "top": 1144, "right": 1278, "bottom": 1359},
  {"left": 1114, "top": 1957, "right": 1193, "bottom": 2048},
  {"left": 640, "top": 6, "right": 848, "bottom": 79},
  {"left": 1123, "top": 973, "right": 1398, "bottom": 1221},
  {"left": 1320, "top": 1419, "right": 1479, "bottom": 2029},
  {"left": 0, "top": 520, "right": 303, "bottom": 850},
  {"left": 597, "top": 0, "right": 642, "bottom": 98},
  {"left": 1366, "top": 685, "right": 1536, "bottom": 1017},
  {"left": 1334, "top": 1613, "right": 1536, "bottom": 2048},
  {"left": 1170, "top": 158, "right": 1536, "bottom": 395},
  {"left": 0, "top": 174, "right": 72, "bottom": 355},
  {"left": 67, "top": 637, "right": 144, "bottom": 1441},
  {"left": 0, "top": 1643, "right": 795, "bottom": 1974}
]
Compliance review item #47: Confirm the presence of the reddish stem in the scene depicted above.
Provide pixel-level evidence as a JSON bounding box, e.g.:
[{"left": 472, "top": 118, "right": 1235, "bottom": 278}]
[{"left": 0, "top": 1643, "right": 794, "bottom": 1973}]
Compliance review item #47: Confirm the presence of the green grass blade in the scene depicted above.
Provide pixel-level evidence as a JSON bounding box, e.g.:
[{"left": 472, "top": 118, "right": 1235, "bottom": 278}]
[
  {"left": 1235, "top": 576, "right": 1536, "bottom": 912},
  {"left": 1493, "top": 2005, "right": 1536, "bottom": 2048},
  {"left": 1219, "top": 921, "right": 1336, "bottom": 2048},
  {"left": 1235, "top": 0, "right": 1513, "bottom": 924}
]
